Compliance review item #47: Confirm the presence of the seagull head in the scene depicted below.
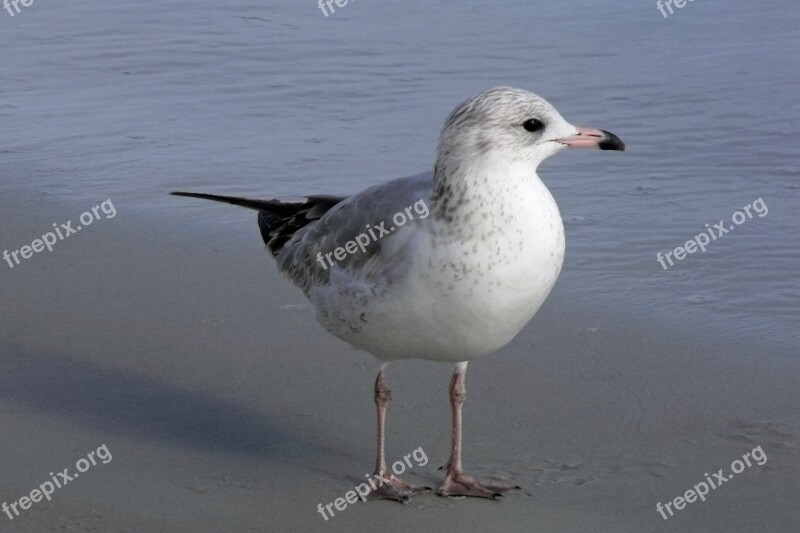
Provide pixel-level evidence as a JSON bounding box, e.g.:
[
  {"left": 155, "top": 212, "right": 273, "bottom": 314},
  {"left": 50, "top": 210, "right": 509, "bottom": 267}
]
[{"left": 436, "top": 86, "right": 624, "bottom": 175}]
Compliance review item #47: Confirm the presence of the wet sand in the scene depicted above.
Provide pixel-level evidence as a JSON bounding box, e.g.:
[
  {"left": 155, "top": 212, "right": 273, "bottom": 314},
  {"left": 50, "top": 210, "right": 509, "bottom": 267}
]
[{"left": 1, "top": 192, "right": 798, "bottom": 532}]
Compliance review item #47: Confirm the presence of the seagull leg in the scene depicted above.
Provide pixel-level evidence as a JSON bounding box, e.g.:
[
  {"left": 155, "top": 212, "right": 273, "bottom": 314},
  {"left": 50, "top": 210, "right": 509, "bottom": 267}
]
[
  {"left": 438, "top": 362, "right": 521, "bottom": 499},
  {"left": 367, "top": 365, "right": 431, "bottom": 502}
]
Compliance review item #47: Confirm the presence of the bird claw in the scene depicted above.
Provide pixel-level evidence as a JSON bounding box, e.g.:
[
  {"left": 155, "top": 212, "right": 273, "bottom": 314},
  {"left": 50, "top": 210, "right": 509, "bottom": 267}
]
[
  {"left": 438, "top": 472, "right": 521, "bottom": 499},
  {"left": 367, "top": 475, "right": 432, "bottom": 503}
]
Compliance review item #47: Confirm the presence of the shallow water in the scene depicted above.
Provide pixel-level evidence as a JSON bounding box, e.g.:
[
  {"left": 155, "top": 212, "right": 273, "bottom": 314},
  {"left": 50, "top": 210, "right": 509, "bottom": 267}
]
[{"left": 2, "top": 1, "right": 798, "bottom": 352}]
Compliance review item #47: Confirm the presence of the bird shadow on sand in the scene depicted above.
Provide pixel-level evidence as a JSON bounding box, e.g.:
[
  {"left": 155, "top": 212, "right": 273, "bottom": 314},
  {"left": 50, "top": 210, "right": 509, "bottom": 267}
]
[{"left": 0, "top": 340, "right": 358, "bottom": 478}]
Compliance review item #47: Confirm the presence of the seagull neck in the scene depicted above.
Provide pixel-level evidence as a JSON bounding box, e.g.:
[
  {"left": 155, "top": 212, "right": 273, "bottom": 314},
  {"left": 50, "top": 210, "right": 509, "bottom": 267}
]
[{"left": 430, "top": 158, "right": 538, "bottom": 222}]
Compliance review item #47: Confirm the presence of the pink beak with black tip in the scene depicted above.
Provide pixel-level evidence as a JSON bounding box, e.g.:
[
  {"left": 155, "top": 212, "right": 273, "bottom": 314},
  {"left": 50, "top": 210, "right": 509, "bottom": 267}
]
[{"left": 556, "top": 126, "right": 625, "bottom": 151}]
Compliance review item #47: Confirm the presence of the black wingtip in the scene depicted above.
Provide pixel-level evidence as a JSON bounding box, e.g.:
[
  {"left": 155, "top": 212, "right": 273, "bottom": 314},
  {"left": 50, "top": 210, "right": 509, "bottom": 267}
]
[
  {"left": 169, "top": 191, "right": 288, "bottom": 212},
  {"left": 170, "top": 191, "right": 215, "bottom": 199}
]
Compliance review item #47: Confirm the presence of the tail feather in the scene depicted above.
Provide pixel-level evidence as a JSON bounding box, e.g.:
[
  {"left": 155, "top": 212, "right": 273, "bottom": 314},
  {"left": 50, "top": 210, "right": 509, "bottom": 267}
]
[
  {"left": 169, "top": 191, "right": 302, "bottom": 215},
  {"left": 170, "top": 191, "right": 345, "bottom": 254}
]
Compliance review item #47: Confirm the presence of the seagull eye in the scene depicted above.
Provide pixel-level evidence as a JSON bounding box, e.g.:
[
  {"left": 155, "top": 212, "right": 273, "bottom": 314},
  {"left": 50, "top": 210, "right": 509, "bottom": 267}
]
[{"left": 522, "top": 118, "right": 544, "bottom": 133}]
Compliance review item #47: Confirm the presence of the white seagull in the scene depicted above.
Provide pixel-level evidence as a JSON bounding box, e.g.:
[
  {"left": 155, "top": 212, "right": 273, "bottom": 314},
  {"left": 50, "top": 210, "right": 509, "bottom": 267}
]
[{"left": 172, "top": 86, "right": 624, "bottom": 501}]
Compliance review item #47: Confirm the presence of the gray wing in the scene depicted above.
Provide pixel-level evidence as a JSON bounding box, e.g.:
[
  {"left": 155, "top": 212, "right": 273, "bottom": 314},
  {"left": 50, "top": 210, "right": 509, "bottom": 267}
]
[{"left": 275, "top": 171, "right": 434, "bottom": 295}]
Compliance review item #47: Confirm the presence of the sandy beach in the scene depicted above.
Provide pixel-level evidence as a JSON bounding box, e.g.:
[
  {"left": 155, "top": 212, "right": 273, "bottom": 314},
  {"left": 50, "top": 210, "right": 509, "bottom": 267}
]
[
  {"left": 2, "top": 0, "right": 798, "bottom": 531},
  {"left": 0, "top": 190, "right": 797, "bottom": 532}
]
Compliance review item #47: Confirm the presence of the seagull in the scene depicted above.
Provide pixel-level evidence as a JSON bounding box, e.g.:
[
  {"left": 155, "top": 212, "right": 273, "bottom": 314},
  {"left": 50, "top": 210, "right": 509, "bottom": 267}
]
[{"left": 172, "top": 86, "right": 624, "bottom": 501}]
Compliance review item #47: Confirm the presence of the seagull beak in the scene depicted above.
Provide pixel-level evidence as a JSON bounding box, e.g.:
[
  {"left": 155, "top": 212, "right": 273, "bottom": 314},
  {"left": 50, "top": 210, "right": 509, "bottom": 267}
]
[{"left": 555, "top": 127, "right": 625, "bottom": 151}]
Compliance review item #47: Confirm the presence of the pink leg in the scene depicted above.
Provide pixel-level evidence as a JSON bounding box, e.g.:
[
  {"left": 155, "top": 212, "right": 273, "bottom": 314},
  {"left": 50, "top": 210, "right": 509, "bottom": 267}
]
[
  {"left": 368, "top": 366, "right": 431, "bottom": 502},
  {"left": 438, "top": 363, "right": 521, "bottom": 498}
]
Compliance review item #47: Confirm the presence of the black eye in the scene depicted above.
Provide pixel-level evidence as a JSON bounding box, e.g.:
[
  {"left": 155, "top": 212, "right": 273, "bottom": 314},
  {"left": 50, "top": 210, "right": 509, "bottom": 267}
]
[{"left": 522, "top": 118, "right": 544, "bottom": 133}]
